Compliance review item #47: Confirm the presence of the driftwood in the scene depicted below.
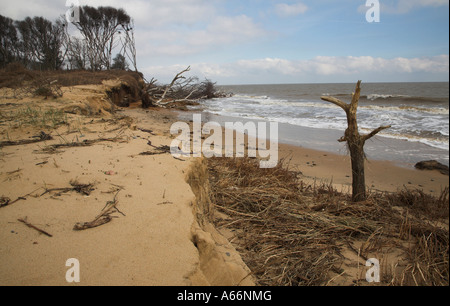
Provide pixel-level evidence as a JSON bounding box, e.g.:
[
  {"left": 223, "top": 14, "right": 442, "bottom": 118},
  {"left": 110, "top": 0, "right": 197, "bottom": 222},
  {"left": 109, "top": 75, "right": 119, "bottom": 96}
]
[
  {"left": 0, "top": 132, "right": 53, "bottom": 148},
  {"left": 139, "top": 144, "right": 185, "bottom": 161},
  {"left": 321, "top": 81, "right": 391, "bottom": 202},
  {"left": 0, "top": 197, "right": 11, "bottom": 208},
  {"left": 153, "top": 66, "right": 194, "bottom": 106},
  {"left": 40, "top": 137, "right": 124, "bottom": 153},
  {"left": 41, "top": 181, "right": 95, "bottom": 197},
  {"left": 137, "top": 128, "right": 156, "bottom": 135},
  {"left": 0, "top": 187, "right": 42, "bottom": 208},
  {"left": 139, "top": 145, "right": 171, "bottom": 156},
  {"left": 73, "top": 190, "right": 123, "bottom": 231},
  {"left": 18, "top": 217, "right": 53, "bottom": 237},
  {"left": 144, "top": 66, "right": 227, "bottom": 108}
]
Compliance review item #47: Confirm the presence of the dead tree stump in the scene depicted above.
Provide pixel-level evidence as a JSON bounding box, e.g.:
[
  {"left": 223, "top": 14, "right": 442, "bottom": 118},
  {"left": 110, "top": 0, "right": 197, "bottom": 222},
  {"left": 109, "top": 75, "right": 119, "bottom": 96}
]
[{"left": 321, "top": 81, "right": 391, "bottom": 202}]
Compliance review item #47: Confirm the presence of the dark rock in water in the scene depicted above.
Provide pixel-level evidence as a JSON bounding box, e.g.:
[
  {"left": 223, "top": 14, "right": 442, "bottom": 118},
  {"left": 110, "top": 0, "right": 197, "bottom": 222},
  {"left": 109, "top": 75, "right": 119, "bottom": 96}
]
[{"left": 415, "top": 160, "right": 449, "bottom": 176}]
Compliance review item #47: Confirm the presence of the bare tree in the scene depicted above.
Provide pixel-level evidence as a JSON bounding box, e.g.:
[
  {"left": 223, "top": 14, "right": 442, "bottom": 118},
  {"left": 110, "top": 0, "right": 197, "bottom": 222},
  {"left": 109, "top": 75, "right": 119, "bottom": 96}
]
[
  {"left": 59, "top": 17, "right": 87, "bottom": 70},
  {"left": 151, "top": 66, "right": 198, "bottom": 106},
  {"left": 118, "top": 19, "right": 138, "bottom": 72},
  {"left": 72, "top": 6, "right": 131, "bottom": 71},
  {"left": 321, "top": 81, "right": 391, "bottom": 202}
]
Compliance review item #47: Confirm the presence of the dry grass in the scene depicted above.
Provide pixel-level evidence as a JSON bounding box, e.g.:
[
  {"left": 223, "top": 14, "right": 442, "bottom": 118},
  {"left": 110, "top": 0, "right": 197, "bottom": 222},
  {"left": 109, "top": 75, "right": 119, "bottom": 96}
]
[
  {"left": 206, "top": 157, "right": 449, "bottom": 286},
  {"left": 0, "top": 64, "right": 144, "bottom": 89}
]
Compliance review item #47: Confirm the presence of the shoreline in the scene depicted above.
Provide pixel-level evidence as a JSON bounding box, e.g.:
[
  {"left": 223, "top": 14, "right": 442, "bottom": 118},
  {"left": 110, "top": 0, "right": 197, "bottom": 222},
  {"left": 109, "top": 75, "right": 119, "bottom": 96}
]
[
  {"left": 179, "top": 111, "right": 449, "bottom": 168},
  {"left": 0, "top": 82, "right": 447, "bottom": 286},
  {"left": 176, "top": 110, "right": 449, "bottom": 196}
]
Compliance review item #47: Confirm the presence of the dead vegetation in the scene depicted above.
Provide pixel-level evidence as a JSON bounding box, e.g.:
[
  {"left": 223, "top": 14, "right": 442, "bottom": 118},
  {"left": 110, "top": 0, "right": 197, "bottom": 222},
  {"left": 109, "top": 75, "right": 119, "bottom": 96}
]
[
  {"left": 39, "top": 136, "right": 126, "bottom": 154},
  {"left": 0, "top": 65, "right": 143, "bottom": 90},
  {"left": 205, "top": 157, "right": 449, "bottom": 286},
  {"left": 40, "top": 180, "right": 95, "bottom": 197},
  {"left": 0, "top": 131, "right": 53, "bottom": 148},
  {"left": 73, "top": 188, "right": 124, "bottom": 231},
  {"left": 0, "top": 65, "right": 228, "bottom": 110},
  {"left": 1, "top": 180, "right": 125, "bottom": 232}
]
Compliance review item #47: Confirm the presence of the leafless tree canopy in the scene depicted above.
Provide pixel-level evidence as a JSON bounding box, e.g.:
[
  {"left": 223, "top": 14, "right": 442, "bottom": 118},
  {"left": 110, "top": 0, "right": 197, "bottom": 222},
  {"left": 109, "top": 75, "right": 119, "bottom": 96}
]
[
  {"left": 1, "top": 6, "right": 135, "bottom": 72},
  {"left": 1, "top": 8, "right": 227, "bottom": 108},
  {"left": 142, "top": 66, "right": 230, "bottom": 108},
  {"left": 71, "top": 6, "right": 131, "bottom": 71}
]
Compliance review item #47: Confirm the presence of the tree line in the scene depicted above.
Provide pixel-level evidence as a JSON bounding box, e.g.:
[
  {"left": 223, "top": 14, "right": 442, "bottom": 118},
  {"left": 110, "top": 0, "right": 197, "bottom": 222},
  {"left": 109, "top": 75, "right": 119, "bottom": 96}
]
[{"left": 0, "top": 6, "right": 137, "bottom": 71}]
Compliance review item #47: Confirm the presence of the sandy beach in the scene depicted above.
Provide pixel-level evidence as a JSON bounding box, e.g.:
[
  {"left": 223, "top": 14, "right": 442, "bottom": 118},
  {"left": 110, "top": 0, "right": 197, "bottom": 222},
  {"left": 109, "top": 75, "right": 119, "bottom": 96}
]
[
  {"left": 176, "top": 110, "right": 449, "bottom": 197},
  {"left": 0, "top": 79, "right": 448, "bottom": 286},
  {"left": 0, "top": 83, "right": 253, "bottom": 286},
  {"left": 277, "top": 142, "right": 449, "bottom": 196}
]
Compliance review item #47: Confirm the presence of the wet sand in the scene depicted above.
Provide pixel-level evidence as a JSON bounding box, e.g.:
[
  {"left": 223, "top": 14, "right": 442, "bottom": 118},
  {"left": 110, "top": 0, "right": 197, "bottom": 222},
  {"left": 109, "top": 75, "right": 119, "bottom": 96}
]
[{"left": 177, "top": 111, "right": 449, "bottom": 196}]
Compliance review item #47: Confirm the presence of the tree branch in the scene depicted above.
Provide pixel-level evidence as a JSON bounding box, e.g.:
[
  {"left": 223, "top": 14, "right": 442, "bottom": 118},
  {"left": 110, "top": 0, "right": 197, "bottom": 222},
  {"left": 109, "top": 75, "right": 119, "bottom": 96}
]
[
  {"left": 154, "top": 66, "right": 190, "bottom": 104},
  {"left": 320, "top": 96, "right": 349, "bottom": 113},
  {"left": 350, "top": 80, "right": 362, "bottom": 113},
  {"left": 362, "top": 125, "right": 392, "bottom": 142}
]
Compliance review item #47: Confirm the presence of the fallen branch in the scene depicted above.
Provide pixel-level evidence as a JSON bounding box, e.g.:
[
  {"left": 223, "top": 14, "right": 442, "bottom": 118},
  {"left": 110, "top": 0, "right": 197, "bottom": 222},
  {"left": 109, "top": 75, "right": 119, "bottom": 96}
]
[
  {"left": 137, "top": 128, "right": 156, "bottom": 135},
  {"left": 18, "top": 217, "right": 53, "bottom": 237},
  {"left": 40, "top": 137, "right": 125, "bottom": 153},
  {"left": 0, "top": 197, "right": 10, "bottom": 208},
  {"left": 139, "top": 145, "right": 171, "bottom": 156},
  {"left": 73, "top": 190, "right": 123, "bottom": 231},
  {"left": 41, "top": 181, "right": 95, "bottom": 197},
  {"left": 0, "top": 188, "right": 43, "bottom": 208},
  {"left": 155, "top": 66, "right": 191, "bottom": 105},
  {"left": 0, "top": 132, "right": 53, "bottom": 148},
  {"left": 139, "top": 145, "right": 185, "bottom": 161}
]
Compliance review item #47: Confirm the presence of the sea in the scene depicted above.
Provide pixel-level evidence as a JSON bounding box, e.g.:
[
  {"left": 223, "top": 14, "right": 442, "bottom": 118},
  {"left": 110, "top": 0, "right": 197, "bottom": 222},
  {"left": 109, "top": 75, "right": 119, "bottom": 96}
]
[{"left": 186, "top": 82, "right": 449, "bottom": 167}]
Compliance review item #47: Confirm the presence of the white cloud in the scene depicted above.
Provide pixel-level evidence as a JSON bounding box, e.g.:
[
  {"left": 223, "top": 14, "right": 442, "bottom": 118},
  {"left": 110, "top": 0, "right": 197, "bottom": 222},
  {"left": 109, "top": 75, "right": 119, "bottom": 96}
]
[
  {"left": 186, "top": 15, "right": 266, "bottom": 47},
  {"left": 275, "top": 2, "right": 308, "bottom": 17},
  {"left": 358, "top": 0, "right": 449, "bottom": 14},
  {"left": 391, "top": 0, "right": 449, "bottom": 13},
  {"left": 134, "top": 14, "right": 266, "bottom": 58},
  {"left": 0, "top": 0, "right": 67, "bottom": 20},
  {"left": 83, "top": 1, "right": 266, "bottom": 60},
  {"left": 145, "top": 55, "right": 449, "bottom": 84},
  {"left": 77, "top": 0, "right": 217, "bottom": 27}
]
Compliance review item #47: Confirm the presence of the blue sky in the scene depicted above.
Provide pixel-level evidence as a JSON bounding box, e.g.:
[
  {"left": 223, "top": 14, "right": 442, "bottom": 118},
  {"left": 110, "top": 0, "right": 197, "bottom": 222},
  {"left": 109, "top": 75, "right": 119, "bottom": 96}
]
[{"left": 1, "top": 0, "right": 449, "bottom": 84}]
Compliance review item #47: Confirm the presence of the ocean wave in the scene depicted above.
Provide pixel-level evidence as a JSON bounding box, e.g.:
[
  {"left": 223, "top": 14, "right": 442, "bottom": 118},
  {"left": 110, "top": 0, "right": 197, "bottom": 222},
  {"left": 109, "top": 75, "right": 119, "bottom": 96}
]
[
  {"left": 197, "top": 92, "right": 449, "bottom": 152},
  {"left": 365, "top": 94, "right": 410, "bottom": 100},
  {"left": 361, "top": 94, "right": 448, "bottom": 104},
  {"left": 361, "top": 104, "right": 449, "bottom": 115},
  {"left": 212, "top": 95, "right": 449, "bottom": 115},
  {"left": 365, "top": 131, "right": 450, "bottom": 151}
]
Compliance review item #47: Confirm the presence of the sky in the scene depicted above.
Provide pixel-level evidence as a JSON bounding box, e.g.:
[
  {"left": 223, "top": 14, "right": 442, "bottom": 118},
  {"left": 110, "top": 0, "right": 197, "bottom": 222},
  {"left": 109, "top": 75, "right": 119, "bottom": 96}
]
[{"left": 1, "top": 0, "right": 449, "bottom": 85}]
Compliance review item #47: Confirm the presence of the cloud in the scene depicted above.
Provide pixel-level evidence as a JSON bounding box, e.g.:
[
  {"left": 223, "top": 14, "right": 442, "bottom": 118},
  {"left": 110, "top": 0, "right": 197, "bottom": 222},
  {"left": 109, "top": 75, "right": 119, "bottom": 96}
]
[
  {"left": 186, "top": 15, "right": 266, "bottom": 47},
  {"left": 0, "top": 0, "right": 68, "bottom": 20},
  {"left": 0, "top": 0, "right": 218, "bottom": 27},
  {"left": 84, "top": 1, "right": 266, "bottom": 59},
  {"left": 274, "top": 2, "right": 308, "bottom": 17},
  {"left": 134, "top": 14, "right": 266, "bottom": 58},
  {"left": 391, "top": 0, "right": 449, "bottom": 13},
  {"left": 241, "top": 55, "right": 449, "bottom": 75},
  {"left": 358, "top": 0, "right": 449, "bottom": 14},
  {"left": 144, "top": 55, "right": 449, "bottom": 84}
]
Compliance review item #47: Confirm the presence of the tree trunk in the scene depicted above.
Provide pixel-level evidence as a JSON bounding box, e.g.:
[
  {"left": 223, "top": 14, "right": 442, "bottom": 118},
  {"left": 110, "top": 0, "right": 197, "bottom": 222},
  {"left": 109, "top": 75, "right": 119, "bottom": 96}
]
[
  {"left": 321, "top": 81, "right": 391, "bottom": 202},
  {"left": 348, "top": 138, "right": 366, "bottom": 202}
]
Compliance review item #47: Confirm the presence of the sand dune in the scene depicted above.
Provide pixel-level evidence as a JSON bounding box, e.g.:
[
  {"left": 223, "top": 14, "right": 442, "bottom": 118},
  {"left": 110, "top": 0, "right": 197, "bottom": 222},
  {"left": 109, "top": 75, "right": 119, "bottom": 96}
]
[{"left": 0, "top": 84, "right": 253, "bottom": 286}]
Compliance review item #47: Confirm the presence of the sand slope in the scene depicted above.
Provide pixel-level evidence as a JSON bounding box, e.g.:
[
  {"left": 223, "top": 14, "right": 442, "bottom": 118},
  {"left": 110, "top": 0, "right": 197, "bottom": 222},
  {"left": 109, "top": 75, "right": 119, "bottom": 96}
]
[{"left": 0, "top": 84, "right": 253, "bottom": 286}]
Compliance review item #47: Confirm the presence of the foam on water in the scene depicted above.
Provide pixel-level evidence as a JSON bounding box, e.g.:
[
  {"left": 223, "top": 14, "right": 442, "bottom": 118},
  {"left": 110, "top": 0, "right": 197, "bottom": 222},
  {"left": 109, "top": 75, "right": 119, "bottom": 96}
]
[{"left": 190, "top": 82, "right": 449, "bottom": 164}]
